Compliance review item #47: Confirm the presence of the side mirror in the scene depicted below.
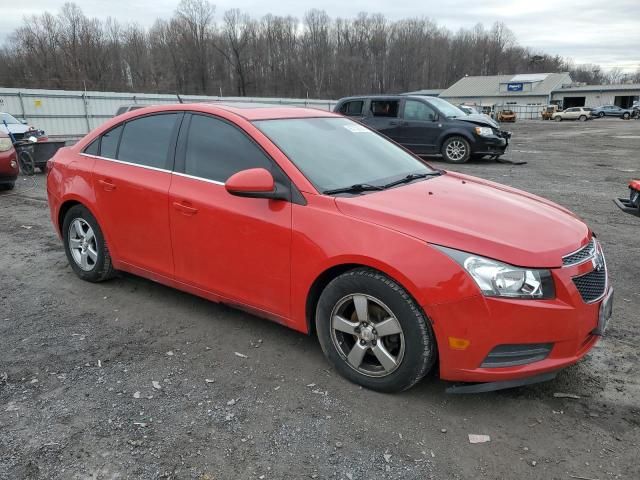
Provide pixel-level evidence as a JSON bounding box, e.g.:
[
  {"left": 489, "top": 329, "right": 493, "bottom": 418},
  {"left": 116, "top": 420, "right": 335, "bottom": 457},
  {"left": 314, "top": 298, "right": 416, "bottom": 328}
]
[{"left": 225, "top": 168, "right": 288, "bottom": 201}]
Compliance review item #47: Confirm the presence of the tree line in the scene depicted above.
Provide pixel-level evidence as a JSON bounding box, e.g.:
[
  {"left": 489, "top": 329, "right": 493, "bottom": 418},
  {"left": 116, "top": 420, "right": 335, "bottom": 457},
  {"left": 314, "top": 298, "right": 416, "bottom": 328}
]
[{"left": 1, "top": 1, "right": 637, "bottom": 99}]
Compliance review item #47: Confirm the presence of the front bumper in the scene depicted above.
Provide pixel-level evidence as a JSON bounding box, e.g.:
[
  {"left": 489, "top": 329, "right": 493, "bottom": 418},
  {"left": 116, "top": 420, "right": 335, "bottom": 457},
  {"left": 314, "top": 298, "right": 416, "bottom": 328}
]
[
  {"left": 614, "top": 184, "right": 640, "bottom": 215},
  {"left": 0, "top": 174, "right": 17, "bottom": 185},
  {"left": 472, "top": 132, "right": 509, "bottom": 156},
  {"left": 425, "top": 258, "right": 610, "bottom": 383}
]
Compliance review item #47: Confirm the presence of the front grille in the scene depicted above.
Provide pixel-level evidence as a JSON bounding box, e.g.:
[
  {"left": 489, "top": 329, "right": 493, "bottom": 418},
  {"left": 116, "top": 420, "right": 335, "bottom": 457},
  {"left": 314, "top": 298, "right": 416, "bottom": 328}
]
[
  {"left": 573, "top": 268, "right": 607, "bottom": 303},
  {"left": 481, "top": 343, "right": 553, "bottom": 368},
  {"left": 10, "top": 132, "right": 25, "bottom": 141},
  {"left": 563, "top": 239, "right": 595, "bottom": 266}
]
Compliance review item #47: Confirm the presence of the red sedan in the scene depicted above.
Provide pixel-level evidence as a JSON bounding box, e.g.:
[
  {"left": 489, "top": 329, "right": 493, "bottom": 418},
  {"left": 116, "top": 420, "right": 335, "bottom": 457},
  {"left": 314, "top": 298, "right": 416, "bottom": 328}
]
[
  {"left": 46, "top": 104, "right": 612, "bottom": 393},
  {"left": 0, "top": 132, "right": 19, "bottom": 190}
]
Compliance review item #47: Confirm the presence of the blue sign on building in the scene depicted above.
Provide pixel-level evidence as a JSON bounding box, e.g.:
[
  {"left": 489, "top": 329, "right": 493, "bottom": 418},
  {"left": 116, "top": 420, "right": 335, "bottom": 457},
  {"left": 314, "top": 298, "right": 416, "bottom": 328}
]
[{"left": 507, "top": 83, "right": 524, "bottom": 92}]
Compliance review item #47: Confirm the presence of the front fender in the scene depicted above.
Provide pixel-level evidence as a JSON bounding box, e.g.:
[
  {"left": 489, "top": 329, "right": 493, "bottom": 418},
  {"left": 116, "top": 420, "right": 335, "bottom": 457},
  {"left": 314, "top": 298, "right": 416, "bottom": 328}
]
[
  {"left": 436, "top": 129, "right": 475, "bottom": 150},
  {"left": 289, "top": 195, "right": 479, "bottom": 333}
]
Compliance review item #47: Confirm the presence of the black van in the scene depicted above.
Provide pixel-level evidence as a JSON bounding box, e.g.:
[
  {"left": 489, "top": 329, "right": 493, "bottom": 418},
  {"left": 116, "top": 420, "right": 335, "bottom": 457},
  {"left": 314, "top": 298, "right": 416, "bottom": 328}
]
[{"left": 334, "top": 95, "right": 511, "bottom": 163}]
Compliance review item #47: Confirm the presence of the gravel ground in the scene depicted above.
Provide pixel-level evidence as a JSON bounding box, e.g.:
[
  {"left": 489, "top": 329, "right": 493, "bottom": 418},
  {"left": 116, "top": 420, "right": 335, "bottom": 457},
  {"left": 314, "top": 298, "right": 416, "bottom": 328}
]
[{"left": 1, "top": 119, "right": 639, "bottom": 480}]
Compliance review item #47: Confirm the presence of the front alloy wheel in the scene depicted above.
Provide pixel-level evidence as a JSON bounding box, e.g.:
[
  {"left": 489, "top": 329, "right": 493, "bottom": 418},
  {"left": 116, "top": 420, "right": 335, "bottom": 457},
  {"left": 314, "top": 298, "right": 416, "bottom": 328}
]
[
  {"left": 316, "top": 268, "right": 436, "bottom": 392},
  {"left": 442, "top": 136, "right": 471, "bottom": 163},
  {"left": 330, "top": 294, "right": 405, "bottom": 377}
]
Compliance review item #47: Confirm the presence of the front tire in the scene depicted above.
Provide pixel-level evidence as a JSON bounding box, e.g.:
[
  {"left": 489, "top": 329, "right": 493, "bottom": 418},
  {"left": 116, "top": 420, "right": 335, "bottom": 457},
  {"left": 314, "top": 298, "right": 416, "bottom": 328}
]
[
  {"left": 441, "top": 136, "right": 471, "bottom": 163},
  {"left": 622, "top": 112, "right": 630, "bottom": 120},
  {"left": 554, "top": 116, "right": 562, "bottom": 122},
  {"left": 62, "top": 205, "right": 115, "bottom": 282},
  {"left": 598, "top": 112, "right": 605, "bottom": 118},
  {"left": 315, "top": 268, "right": 436, "bottom": 393}
]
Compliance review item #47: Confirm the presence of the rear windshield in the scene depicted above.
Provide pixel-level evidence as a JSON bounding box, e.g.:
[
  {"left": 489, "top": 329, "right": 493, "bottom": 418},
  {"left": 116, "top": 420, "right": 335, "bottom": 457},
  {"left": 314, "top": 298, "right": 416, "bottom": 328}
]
[{"left": 254, "top": 117, "right": 435, "bottom": 192}]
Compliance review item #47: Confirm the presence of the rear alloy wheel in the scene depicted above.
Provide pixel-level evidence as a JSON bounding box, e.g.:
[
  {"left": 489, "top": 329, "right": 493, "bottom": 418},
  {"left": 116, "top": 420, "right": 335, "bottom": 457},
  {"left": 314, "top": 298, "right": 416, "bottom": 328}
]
[
  {"left": 579, "top": 115, "right": 587, "bottom": 121},
  {"left": 598, "top": 112, "right": 605, "bottom": 118},
  {"left": 441, "top": 136, "right": 471, "bottom": 163},
  {"left": 316, "top": 268, "right": 436, "bottom": 392},
  {"left": 622, "top": 112, "right": 630, "bottom": 120},
  {"left": 63, "top": 204, "right": 115, "bottom": 282},
  {"left": 554, "top": 116, "right": 562, "bottom": 122}
]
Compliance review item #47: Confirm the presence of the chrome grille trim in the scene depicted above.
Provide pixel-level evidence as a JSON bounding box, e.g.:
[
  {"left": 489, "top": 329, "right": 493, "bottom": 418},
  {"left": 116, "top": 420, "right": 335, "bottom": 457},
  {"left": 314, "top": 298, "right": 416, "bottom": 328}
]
[{"left": 562, "top": 238, "right": 596, "bottom": 267}]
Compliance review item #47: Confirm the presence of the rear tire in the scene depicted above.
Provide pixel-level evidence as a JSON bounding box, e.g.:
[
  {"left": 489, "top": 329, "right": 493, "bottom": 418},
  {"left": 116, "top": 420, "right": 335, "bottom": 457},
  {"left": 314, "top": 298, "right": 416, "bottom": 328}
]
[
  {"left": 598, "top": 112, "right": 605, "bottom": 118},
  {"left": 62, "top": 204, "right": 115, "bottom": 282},
  {"left": 441, "top": 136, "right": 471, "bottom": 163},
  {"left": 315, "top": 268, "right": 436, "bottom": 393},
  {"left": 622, "top": 112, "right": 630, "bottom": 120},
  {"left": 554, "top": 116, "right": 562, "bottom": 122},
  {"left": 579, "top": 115, "right": 587, "bottom": 121}
]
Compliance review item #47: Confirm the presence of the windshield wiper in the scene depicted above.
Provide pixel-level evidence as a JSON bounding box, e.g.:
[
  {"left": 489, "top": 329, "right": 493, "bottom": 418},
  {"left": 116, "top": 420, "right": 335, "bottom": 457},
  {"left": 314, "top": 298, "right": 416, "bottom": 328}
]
[
  {"left": 323, "top": 183, "right": 384, "bottom": 195},
  {"left": 382, "top": 171, "right": 441, "bottom": 189}
]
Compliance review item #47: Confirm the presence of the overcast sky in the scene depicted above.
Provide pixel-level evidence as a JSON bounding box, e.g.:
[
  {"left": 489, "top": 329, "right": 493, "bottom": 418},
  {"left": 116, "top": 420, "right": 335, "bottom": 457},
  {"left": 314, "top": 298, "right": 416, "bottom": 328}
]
[{"left": 1, "top": 0, "right": 638, "bottom": 72}]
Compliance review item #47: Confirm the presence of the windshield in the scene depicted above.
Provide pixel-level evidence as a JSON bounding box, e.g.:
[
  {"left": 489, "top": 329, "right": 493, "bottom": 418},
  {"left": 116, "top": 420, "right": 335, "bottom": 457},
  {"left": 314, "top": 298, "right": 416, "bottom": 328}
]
[
  {"left": 424, "top": 97, "right": 466, "bottom": 118},
  {"left": 254, "top": 117, "right": 435, "bottom": 193},
  {"left": 0, "top": 113, "right": 21, "bottom": 124}
]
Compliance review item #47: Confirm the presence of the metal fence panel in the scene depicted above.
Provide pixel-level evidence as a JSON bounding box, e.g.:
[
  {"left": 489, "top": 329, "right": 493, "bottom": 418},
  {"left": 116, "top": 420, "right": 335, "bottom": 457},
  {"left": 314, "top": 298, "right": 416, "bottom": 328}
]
[{"left": 0, "top": 87, "right": 338, "bottom": 138}]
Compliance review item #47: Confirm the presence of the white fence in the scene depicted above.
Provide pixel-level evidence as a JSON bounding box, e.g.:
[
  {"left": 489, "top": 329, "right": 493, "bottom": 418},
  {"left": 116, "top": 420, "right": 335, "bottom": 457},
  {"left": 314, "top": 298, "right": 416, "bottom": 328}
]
[
  {"left": 495, "top": 104, "right": 546, "bottom": 120},
  {"left": 0, "top": 87, "right": 338, "bottom": 138}
]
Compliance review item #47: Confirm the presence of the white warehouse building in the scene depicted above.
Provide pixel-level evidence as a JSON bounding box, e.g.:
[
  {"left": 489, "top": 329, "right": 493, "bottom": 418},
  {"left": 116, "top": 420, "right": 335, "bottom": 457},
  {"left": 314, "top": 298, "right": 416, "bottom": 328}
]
[
  {"left": 437, "top": 73, "right": 640, "bottom": 119},
  {"left": 550, "top": 84, "right": 640, "bottom": 109}
]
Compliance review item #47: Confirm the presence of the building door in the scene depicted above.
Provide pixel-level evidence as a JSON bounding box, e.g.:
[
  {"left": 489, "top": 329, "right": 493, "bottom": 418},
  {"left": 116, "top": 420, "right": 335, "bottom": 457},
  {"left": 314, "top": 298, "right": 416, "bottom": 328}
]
[{"left": 563, "top": 97, "right": 585, "bottom": 108}]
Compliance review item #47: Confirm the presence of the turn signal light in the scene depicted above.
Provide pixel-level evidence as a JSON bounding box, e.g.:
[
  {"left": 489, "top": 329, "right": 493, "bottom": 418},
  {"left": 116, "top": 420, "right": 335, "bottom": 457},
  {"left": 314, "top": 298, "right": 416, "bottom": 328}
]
[{"left": 448, "top": 337, "right": 471, "bottom": 350}]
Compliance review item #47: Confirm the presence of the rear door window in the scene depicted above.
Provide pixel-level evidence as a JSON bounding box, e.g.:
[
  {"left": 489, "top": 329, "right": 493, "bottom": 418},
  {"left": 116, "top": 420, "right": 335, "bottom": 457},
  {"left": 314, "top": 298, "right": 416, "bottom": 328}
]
[
  {"left": 184, "top": 114, "right": 273, "bottom": 183},
  {"left": 339, "top": 101, "right": 364, "bottom": 117},
  {"left": 117, "top": 114, "right": 179, "bottom": 169},
  {"left": 370, "top": 100, "right": 400, "bottom": 118},
  {"left": 99, "top": 125, "right": 123, "bottom": 159},
  {"left": 84, "top": 138, "right": 100, "bottom": 155}
]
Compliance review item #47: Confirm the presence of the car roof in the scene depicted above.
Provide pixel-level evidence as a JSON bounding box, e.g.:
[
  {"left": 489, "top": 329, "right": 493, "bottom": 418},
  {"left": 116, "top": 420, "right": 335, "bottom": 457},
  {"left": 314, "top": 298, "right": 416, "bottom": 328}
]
[
  {"left": 119, "top": 102, "right": 339, "bottom": 121},
  {"left": 337, "top": 95, "right": 428, "bottom": 102}
]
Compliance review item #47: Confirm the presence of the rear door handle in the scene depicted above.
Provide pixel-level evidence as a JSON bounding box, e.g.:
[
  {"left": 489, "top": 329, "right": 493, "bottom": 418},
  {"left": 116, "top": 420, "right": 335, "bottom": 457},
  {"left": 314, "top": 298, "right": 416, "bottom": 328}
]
[
  {"left": 98, "top": 179, "right": 116, "bottom": 191},
  {"left": 173, "top": 201, "right": 198, "bottom": 216}
]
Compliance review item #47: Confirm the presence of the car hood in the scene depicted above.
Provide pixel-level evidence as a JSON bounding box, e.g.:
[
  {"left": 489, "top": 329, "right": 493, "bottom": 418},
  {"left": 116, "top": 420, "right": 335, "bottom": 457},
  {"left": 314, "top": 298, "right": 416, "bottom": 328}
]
[
  {"left": 335, "top": 172, "right": 590, "bottom": 268},
  {"left": 0, "top": 123, "right": 30, "bottom": 135},
  {"left": 456, "top": 114, "right": 500, "bottom": 129}
]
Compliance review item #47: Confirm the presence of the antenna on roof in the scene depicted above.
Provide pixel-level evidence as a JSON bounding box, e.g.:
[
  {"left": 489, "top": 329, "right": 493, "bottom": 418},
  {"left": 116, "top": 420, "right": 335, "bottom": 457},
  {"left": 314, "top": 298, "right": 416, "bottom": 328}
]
[{"left": 176, "top": 93, "right": 184, "bottom": 104}]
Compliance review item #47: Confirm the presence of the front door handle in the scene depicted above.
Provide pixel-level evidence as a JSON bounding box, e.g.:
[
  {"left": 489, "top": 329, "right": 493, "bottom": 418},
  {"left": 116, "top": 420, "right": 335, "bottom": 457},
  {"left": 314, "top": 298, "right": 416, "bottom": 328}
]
[
  {"left": 173, "top": 201, "right": 198, "bottom": 216},
  {"left": 98, "top": 179, "right": 116, "bottom": 191}
]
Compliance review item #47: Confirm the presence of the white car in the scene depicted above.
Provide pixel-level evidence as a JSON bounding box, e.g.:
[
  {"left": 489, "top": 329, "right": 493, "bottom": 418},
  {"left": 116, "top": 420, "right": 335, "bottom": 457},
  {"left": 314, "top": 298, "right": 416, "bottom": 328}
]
[
  {"left": 552, "top": 107, "right": 592, "bottom": 122},
  {"left": 0, "top": 112, "right": 46, "bottom": 141}
]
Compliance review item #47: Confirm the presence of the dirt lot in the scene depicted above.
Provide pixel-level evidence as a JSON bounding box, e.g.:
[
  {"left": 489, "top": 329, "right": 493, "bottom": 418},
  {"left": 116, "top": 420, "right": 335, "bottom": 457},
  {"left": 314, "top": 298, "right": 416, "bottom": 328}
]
[{"left": 1, "top": 119, "right": 639, "bottom": 480}]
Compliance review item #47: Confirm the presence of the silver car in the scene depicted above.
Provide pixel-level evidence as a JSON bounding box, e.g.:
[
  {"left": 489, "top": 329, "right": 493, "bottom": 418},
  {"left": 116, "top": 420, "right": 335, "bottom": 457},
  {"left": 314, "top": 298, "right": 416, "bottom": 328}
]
[{"left": 552, "top": 107, "right": 592, "bottom": 122}]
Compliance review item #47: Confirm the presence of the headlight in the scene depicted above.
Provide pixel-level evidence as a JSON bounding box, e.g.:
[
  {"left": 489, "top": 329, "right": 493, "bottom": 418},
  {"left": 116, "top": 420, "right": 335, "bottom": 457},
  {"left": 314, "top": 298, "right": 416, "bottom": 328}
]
[
  {"left": 474, "top": 126, "right": 494, "bottom": 137},
  {"left": 435, "top": 245, "right": 555, "bottom": 299},
  {"left": 0, "top": 138, "right": 13, "bottom": 152}
]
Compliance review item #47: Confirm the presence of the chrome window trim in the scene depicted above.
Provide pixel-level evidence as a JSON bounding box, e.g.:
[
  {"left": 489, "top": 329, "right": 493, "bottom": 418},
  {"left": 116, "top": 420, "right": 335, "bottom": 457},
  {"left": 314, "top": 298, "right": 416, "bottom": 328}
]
[
  {"left": 79, "top": 153, "right": 171, "bottom": 173},
  {"left": 171, "top": 171, "right": 225, "bottom": 186}
]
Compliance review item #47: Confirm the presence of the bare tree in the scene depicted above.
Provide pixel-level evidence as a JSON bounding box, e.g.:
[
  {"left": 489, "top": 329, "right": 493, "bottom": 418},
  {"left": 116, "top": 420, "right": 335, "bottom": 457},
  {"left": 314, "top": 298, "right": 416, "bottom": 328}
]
[{"left": 1, "top": 2, "right": 594, "bottom": 98}]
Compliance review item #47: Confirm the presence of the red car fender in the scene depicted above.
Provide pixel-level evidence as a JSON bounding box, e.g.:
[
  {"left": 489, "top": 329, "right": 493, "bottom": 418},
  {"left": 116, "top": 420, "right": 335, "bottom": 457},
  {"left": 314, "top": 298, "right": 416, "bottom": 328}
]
[
  {"left": 47, "top": 154, "right": 119, "bottom": 261},
  {"left": 289, "top": 194, "right": 480, "bottom": 334}
]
